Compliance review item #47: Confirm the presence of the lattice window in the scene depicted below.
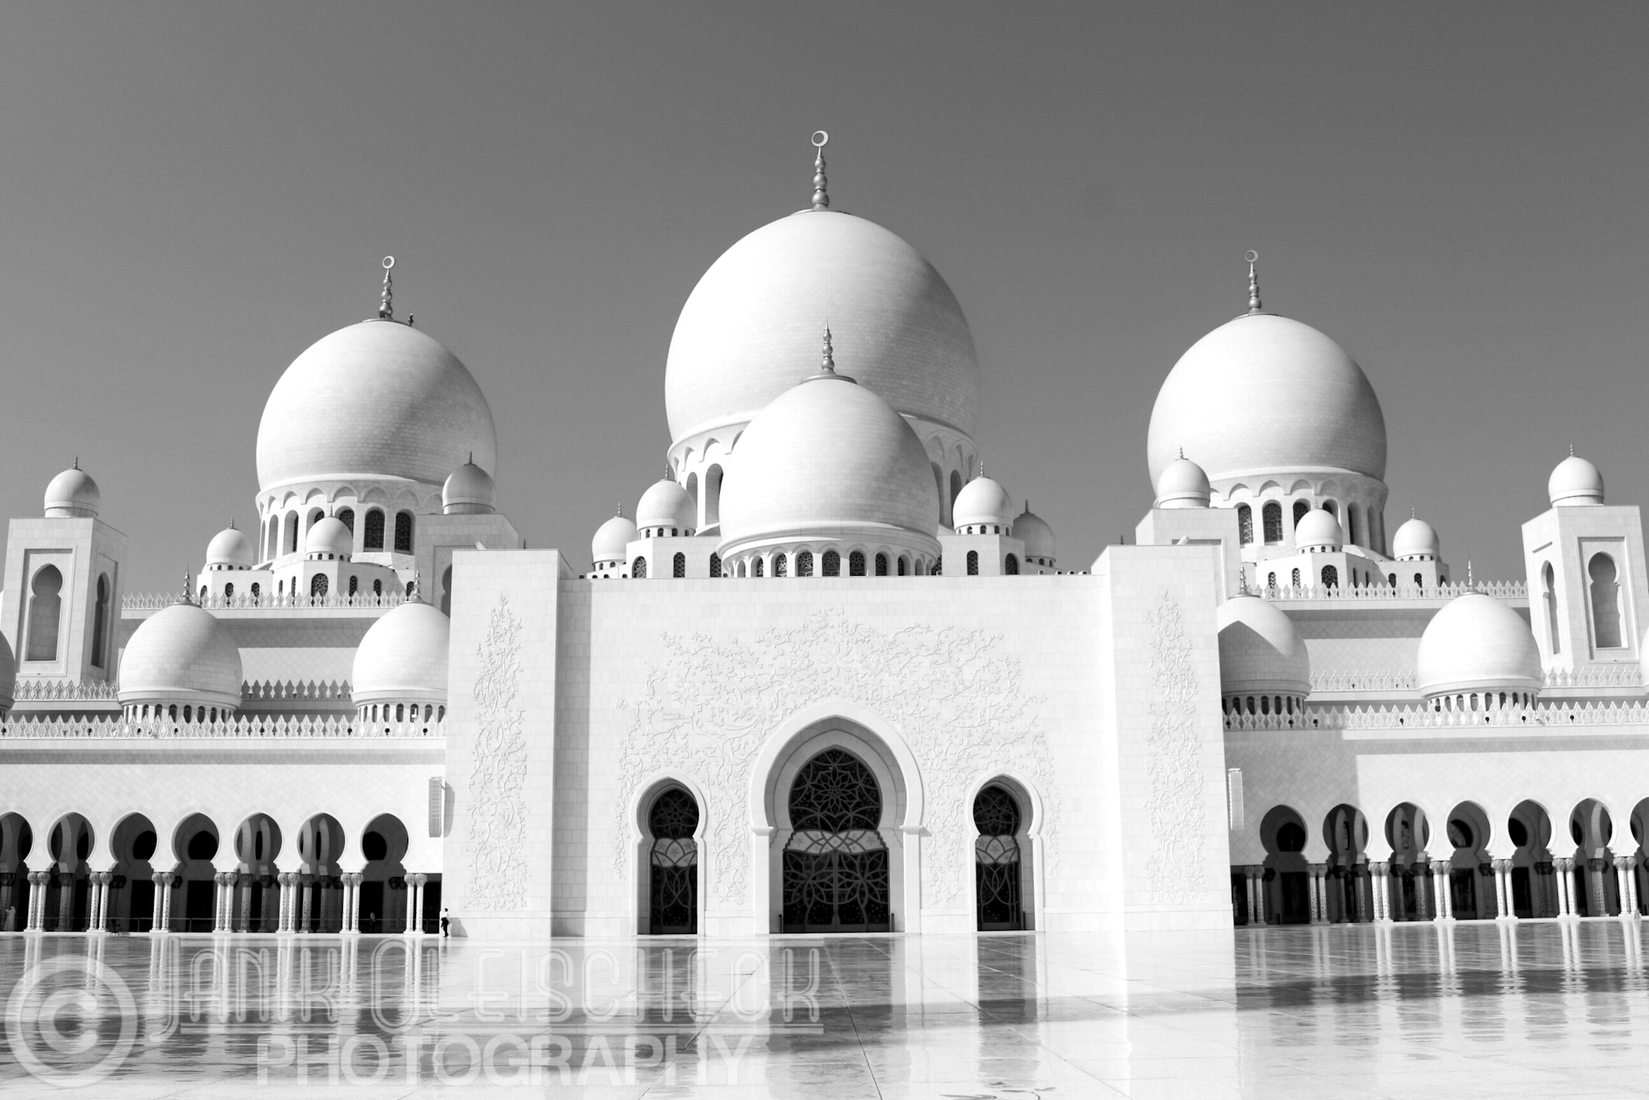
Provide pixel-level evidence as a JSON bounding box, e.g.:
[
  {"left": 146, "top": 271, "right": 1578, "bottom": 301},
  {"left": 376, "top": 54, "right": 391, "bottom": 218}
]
[
  {"left": 673, "top": 553, "right": 686, "bottom": 579},
  {"left": 823, "top": 550, "right": 840, "bottom": 576},
  {"left": 849, "top": 551, "right": 865, "bottom": 576},
  {"left": 797, "top": 551, "right": 814, "bottom": 576}
]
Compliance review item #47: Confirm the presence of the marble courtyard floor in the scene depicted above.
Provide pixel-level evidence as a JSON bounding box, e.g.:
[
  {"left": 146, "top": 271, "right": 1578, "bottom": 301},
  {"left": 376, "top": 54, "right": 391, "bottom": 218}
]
[{"left": 3, "top": 920, "right": 1649, "bottom": 1097}]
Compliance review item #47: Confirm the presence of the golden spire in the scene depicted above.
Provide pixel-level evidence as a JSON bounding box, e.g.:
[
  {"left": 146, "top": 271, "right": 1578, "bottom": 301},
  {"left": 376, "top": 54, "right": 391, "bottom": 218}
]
[
  {"left": 811, "top": 131, "right": 830, "bottom": 211},
  {"left": 1245, "top": 250, "right": 1262, "bottom": 314},
  {"left": 378, "top": 256, "right": 395, "bottom": 319}
]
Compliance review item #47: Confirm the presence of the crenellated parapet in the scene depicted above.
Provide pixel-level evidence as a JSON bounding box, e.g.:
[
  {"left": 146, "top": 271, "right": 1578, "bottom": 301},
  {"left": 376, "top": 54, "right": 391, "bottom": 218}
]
[
  {"left": 0, "top": 713, "right": 443, "bottom": 739},
  {"left": 1225, "top": 698, "right": 1649, "bottom": 731},
  {"left": 123, "top": 591, "right": 409, "bottom": 611},
  {"left": 240, "top": 679, "right": 353, "bottom": 702},
  {"left": 11, "top": 679, "right": 122, "bottom": 702},
  {"left": 1262, "top": 579, "right": 1526, "bottom": 602}
]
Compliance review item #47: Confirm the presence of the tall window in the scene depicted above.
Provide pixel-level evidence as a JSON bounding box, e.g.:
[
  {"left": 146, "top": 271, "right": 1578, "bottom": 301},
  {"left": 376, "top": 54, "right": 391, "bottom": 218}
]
[
  {"left": 1237, "top": 504, "right": 1253, "bottom": 545},
  {"left": 25, "top": 565, "right": 63, "bottom": 661},
  {"left": 1543, "top": 562, "right": 1560, "bottom": 654},
  {"left": 967, "top": 551, "right": 980, "bottom": 576},
  {"left": 703, "top": 465, "right": 723, "bottom": 528},
  {"left": 1293, "top": 500, "right": 1310, "bottom": 527},
  {"left": 363, "top": 509, "right": 385, "bottom": 551},
  {"left": 1589, "top": 553, "right": 1622, "bottom": 648},
  {"left": 875, "top": 553, "right": 888, "bottom": 577},
  {"left": 751, "top": 557, "right": 764, "bottom": 577},
  {"left": 1262, "top": 502, "right": 1283, "bottom": 543},
  {"left": 797, "top": 551, "right": 814, "bottom": 576},
  {"left": 91, "top": 574, "right": 109, "bottom": 669},
  {"left": 1321, "top": 565, "right": 1338, "bottom": 589},
  {"left": 632, "top": 556, "right": 647, "bottom": 579},
  {"left": 709, "top": 553, "right": 722, "bottom": 578},
  {"left": 394, "top": 511, "right": 414, "bottom": 552},
  {"left": 1346, "top": 503, "right": 1362, "bottom": 546},
  {"left": 1291, "top": 568, "right": 1301, "bottom": 588},
  {"left": 283, "top": 512, "right": 299, "bottom": 554},
  {"left": 1005, "top": 554, "right": 1019, "bottom": 575},
  {"left": 647, "top": 788, "right": 699, "bottom": 934},
  {"left": 974, "top": 785, "right": 1024, "bottom": 931},
  {"left": 672, "top": 553, "right": 686, "bottom": 579}
]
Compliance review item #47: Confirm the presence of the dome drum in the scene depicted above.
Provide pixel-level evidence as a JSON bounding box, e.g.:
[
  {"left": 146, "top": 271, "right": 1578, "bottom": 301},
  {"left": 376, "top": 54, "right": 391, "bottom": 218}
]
[{"left": 720, "top": 533, "right": 939, "bottom": 579}]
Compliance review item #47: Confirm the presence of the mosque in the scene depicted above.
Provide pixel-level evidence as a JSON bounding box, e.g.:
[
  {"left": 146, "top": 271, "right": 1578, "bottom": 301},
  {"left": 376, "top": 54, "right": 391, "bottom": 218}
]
[{"left": 1, "top": 135, "right": 1646, "bottom": 942}]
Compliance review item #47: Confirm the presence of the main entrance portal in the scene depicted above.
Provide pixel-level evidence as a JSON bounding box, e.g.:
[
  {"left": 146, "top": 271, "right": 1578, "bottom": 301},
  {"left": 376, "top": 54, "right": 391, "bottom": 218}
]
[{"left": 782, "top": 748, "right": 891, "bottom": 932}]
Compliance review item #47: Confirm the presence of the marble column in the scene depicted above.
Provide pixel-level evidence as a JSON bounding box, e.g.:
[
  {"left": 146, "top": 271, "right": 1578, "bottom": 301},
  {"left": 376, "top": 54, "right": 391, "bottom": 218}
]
[
  {"left": 56, "top": 873, "right": 76, "bottom": 931},
  {"left": 1588, "top": 858, "right": 1608, "bottom": 917},
  {"left": 343, "top": 873, "right": 362, "bottom": 934},
  {"left": 96, "top": 871, "right": 114, "bottom": 932},
  {"left": 86, "top": 873, "right": 103, "bottom": 932},
  {"left": 1433, "top": 862, "right": 1453, "bottom": 921},
  {"left": 151, "top": 873, "right": 167, "bottom": 932},
  {"left": 1555, "top": 858, "right": 1574, "bottom": 917},
  {"left": 1248, "top": 867, "right": 1265, "bottom": 925},
  {"left": 24, "top": 873, "right": 41, "bottom": 930},
  {"left": 1370, "top": 863, "right": 1390, "bottom": 922},
  {"left": 1493, "top": 860, "right": 1512, "bottom": 919},
  {"left": 1413, "top": 864, "right": 1430, "bottom": 921},
  {"left": 275, "top": 874, "right": 291, "bottom": 933},
  {"left": 160, "top": 873, "right": 175, "bottom": 932},
  {"left": 1625, "top": 858, "right": 1643, "bottom": 918},
  {"left": 1308, "top": 865, "right": 1327, "bottom": 924},
  {"left": 404, "top": 874, "right": 424, "bottom": 934},
  {"left": 1614, "top": 857, "right": 1636, "bottom": 918},
  {"left": 239, "top": 877, "right": 254, "bottom": 932},
  {"left": 299, "top": 876, "right": 313, "bottom": 933}
]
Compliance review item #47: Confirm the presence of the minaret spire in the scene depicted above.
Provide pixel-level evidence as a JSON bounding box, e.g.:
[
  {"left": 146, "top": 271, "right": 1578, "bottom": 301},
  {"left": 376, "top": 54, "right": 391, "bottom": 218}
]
[
  {"left": 378, "top": 255, "right": 395, "bottom": 320},
  {"left": 810, "top": 130, "right": 830, "bottom": 211},
  {"left": 1245, "top": 250, "right": 1262, "bottom": 314}
]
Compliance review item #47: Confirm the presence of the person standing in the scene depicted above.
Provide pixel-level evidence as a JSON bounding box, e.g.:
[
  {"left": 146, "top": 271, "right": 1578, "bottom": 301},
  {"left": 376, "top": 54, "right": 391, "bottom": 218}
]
[{"left": 440, "top": 907, "right": 450, "bottom": 938}]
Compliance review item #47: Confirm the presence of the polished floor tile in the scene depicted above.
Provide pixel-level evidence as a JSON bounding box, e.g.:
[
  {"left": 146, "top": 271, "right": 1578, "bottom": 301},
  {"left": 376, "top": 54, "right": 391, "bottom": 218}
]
[{"left": 1, "top": 920, "right": 1648, "bottom": 1096}]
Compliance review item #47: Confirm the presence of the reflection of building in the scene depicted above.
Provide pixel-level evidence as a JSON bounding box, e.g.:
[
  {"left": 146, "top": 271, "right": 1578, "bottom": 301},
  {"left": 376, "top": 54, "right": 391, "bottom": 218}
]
[{"left": 1, "top": 140, "right": 1647, "bottom": 942}]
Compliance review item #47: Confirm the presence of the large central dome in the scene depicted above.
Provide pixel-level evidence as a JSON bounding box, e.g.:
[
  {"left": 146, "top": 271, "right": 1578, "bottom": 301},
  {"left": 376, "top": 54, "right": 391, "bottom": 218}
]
[
  {"left": 257, "top": 319, "right": 497, "bottom": 493},
  {"left": 666, "top": 210, "right": 979, "bottom": 445},
  {"left": 1147, "top": 313, "right": 1386, "bottom": 488}
]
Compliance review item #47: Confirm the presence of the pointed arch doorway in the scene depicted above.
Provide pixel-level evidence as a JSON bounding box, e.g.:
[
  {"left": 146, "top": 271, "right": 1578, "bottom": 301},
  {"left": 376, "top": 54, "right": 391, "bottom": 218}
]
[{"left": 781, "top": 748, "right": 892, "bottom": 932}]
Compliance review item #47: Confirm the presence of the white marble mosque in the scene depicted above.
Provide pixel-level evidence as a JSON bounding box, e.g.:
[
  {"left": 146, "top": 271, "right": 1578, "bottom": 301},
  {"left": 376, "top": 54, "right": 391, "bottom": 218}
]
[{"left": 2, "top": 134, "right": 1648, "bottom": 946}]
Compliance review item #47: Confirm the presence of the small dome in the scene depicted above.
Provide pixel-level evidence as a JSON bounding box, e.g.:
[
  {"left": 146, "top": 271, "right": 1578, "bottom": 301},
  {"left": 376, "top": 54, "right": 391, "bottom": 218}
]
[
  {"left": 1295, "top": 508, "right": 1344, "bottom": 550},
  {"left": 1216, "top": 595, "right": 1311, "bottom": 698},
  {"left": 1392, "top": 516, "right": 1439, "bottom": 560},
  {"left": 1155, "top": 456, "right": 1212, "bottom": 509},
  {"left": 1014, "top": 506, "right": 1056, "bottom": 562},
  {"left": 305, "top": 517, "right": 353, "bottom": 558},
  {"left": 719, "top": 369, "right": 940, "bottom": 556},
  {"left": 667, "top": 211, "right": 979, "bottom": 447},
  {"left": 1548, "top": 453, "right": 1603, "bottom": 506},
  {"left": 953, "top": 475, "right": 1014, "bottom": 530},
  {"left": 1417, "top": 593, "right": 1542, "bottom": 698},
  {"left": 118, "top": 603, "right": 242, "bottom": 709},
  {"left": 352, "top": 602, "right": 450, "bottom": 706},
  {"left": 44, "top": 465, "right": 100, "bottom": 518},
  {"left": 257, "top": 320, "right": 496, "bottom": 494},
  {"left": 592, "top": 513, "right": 637, "bottom": 566},
  {"left": 636, "top": 478, "right": 695, "bottom": 533},
  {"left": 1148, "top": 313, "right": 1386, "bottom": 489},
  {"left": 442, "top": 459, "right": 496, "bottom": 515},
  {"left": 0, "top": 631, "right": 15, "bottom": 712},
  {"left": 206, "top": 525, "right": 255, "bottom": 568}
]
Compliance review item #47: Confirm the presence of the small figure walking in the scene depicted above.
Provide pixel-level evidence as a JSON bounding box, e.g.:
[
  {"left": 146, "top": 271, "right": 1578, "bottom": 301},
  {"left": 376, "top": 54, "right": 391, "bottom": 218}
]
[{"left": 440, "top": 907, "right": 450, "bottom": 938}]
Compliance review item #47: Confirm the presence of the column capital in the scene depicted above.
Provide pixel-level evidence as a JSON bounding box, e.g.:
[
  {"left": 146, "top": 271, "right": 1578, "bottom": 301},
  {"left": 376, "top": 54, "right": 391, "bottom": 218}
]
[{"left": 1615, "top": 855, "right": 1636, "bottom": 870}]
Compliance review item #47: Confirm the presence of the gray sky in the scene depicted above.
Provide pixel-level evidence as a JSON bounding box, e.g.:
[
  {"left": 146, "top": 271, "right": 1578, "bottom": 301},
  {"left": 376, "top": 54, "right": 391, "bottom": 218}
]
[{"left": 2, "top": 2, "right": 1645, "bottom": 591}]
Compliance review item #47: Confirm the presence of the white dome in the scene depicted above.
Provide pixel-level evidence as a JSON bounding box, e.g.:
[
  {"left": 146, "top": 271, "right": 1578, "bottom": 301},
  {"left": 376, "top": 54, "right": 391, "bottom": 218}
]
[
  {"left": 1392, "top": 516, "right": 1439, "bottom": 560},
  {"left": 719, "top": 371, "right": 940, "bottom": 555},
  {"left": 592, "top": 513, "right": 637, "bottom": 565},
  {"left": 352, "top": 602, "right": 450, "bottom": 706},
  {"left": 1216, "top": 595, "right": 1310, "bottom": 698},
  {"left": 0, "top": 631, "right": 14, "bottom": 712},
  {"left": 1548, "top": 454, "right": 1603, "bottom": 506},
  {"left": 1147, "top": 313, "right": 1386, "bottom": 489},
  {"left": 1155, "top": 456, "right": 1212, "bottom": 509},
  {"left": 44, "top": 465, "right": 99, "bottom": 518},
  {"left": 636, "top": 478, "right": 695, "bottom": 533},
  {"left": 1295, "top": 508, "right": 1344, "bottom": 550},
  {"left": 206, "top": 525, "right": 255, "bottom": 568},
  {"left": 1416, "top": 593, "right": 1542, "bottom": 698},
  {"left": 118, "top": 603, "right": 242, "bottom": 709},
  {"left": 442, "top": 459, "right": 496, "bottom": 515},
  {"left": 666, "top": 211, "right": 979, "bottom": 445},
  {"left": 953, "top": 475, "right": 1014, "bottom": 529},
  {"left": 1015, "top": 506, "right": 1055, "bottom": 562},
  {"left": 257, "top": 320, "right": 497, "bottom": 493},
  {"left": 305, "top": 517, "right": 353, "bottom": 558}
]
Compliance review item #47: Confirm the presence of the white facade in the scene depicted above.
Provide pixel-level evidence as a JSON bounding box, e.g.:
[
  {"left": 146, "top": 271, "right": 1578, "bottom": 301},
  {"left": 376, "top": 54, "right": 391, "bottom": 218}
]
[{"left": 2, "top": 147, "right": 1647, "bottom": 941}]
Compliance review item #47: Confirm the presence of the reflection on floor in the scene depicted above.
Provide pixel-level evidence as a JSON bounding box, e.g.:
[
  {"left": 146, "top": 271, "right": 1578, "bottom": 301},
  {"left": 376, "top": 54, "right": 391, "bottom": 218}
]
[{"left": 2, "top": 921, "right": 1648, "bottom": 1097}]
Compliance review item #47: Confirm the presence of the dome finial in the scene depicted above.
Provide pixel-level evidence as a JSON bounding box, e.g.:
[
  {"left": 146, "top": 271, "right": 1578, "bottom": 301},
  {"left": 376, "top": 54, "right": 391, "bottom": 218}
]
[
  {"left": 1569, "top": 442, "right": 1576, "bottom": 458},
  {"left": 810, "top": 130, "right": 830, "bottom": 211},
  {"left": 180, "top": 569, "right": 194, "bottom": 606},
  {"left": 72, "top": 456, "right": 80, "bottom": 471},
  {"left": 378, "top": 256, "right": 395, "bottom": 320},
  {"left": 1466, "top": 560, "right": 1475, "bottom": 589},
  {"left": 229, "top": 517, "right": 236, "bottom": 531},
  {"left": 821, "top": 326, "right": 836, "bottom": 374},
  {"left": 1238, "top": 569, "right": 1251, "bottom": 596},
  {"left": 1410, "top": 507, "right": 1416, "bottom": 520},
  {"left": 1178, "top": 446, "right": 1185, "bottom": 460},
  {"left": 1245, "top": 250, "right": 1262, "bottom": 314}
]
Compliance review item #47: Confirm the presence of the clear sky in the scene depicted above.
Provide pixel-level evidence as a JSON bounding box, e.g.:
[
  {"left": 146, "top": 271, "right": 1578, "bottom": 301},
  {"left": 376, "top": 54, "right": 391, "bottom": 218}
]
[{"left": 2, "top": 2, "right": 1645, "bottom": 592}]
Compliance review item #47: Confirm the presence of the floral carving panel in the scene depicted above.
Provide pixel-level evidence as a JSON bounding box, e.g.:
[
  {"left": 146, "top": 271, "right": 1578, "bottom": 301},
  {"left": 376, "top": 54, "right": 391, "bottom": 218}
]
[
  {"left": 1146, "top": 591, "right": 1207, "bottom": 904},
  {"left": 616, "top": 609, "right": 1057, "bottom": 908},
  {"left": 466, "top": 595, "right": 529, "bottom": 910}
]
